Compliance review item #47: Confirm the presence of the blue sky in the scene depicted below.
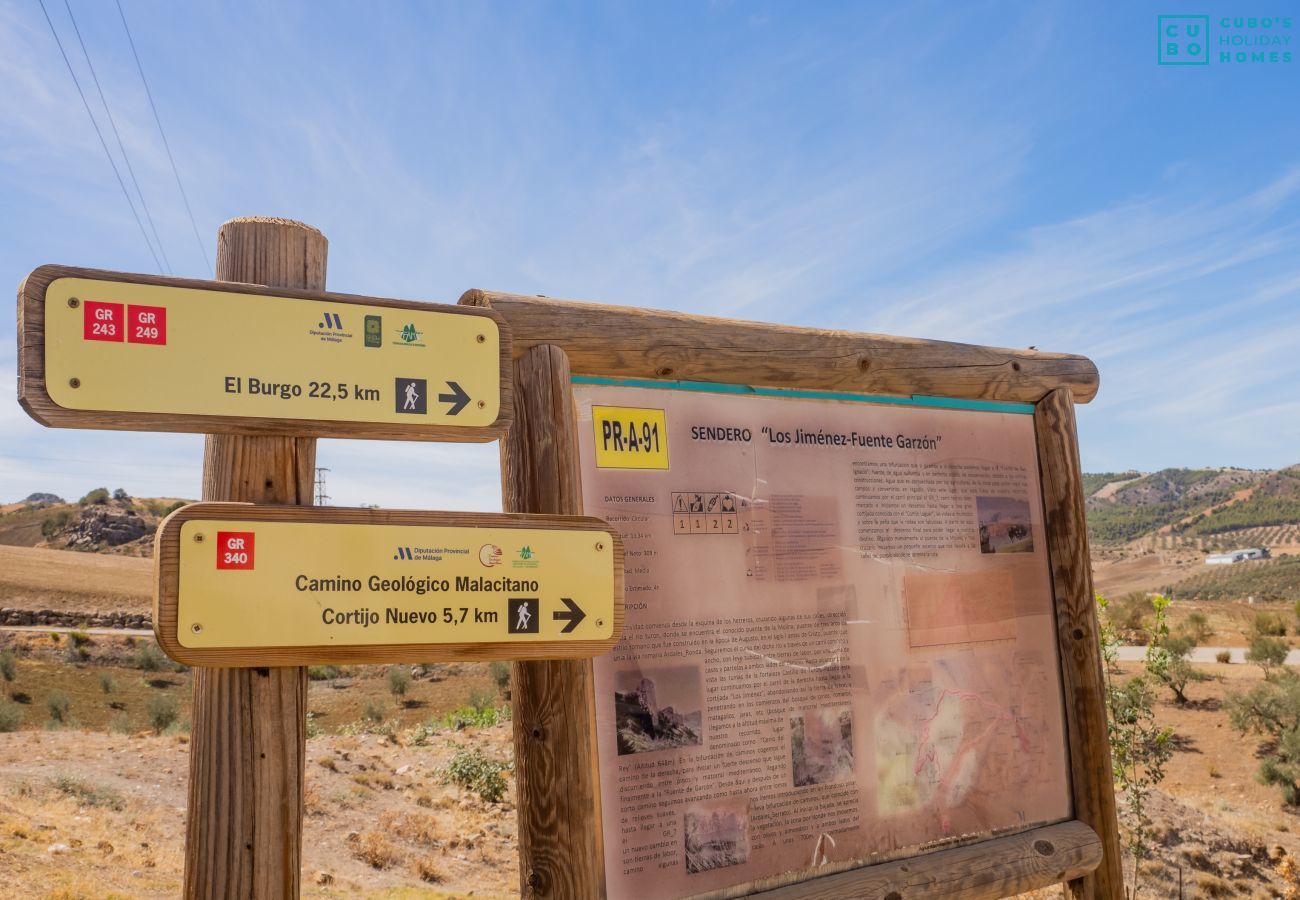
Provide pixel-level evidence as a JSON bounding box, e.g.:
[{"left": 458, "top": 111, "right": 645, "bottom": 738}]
[{"left": 2, "top": 2, "right": 1298, "bottom": 509}]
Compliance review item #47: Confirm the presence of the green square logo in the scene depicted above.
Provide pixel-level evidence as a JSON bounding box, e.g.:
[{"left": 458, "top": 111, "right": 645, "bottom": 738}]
[
  {"left": 364, "top": 315, "right": 382, "bottom": 347},
  {"left": 1159, "top": 15, "right": 1210, "bottom": 64}
]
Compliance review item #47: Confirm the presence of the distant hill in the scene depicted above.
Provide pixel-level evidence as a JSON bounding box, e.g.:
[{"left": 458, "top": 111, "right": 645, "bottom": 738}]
[
  {"left": 0, "top": 491, "right": 191, "bottom": 557},
  {"left": 1084, "top": 466, "right": 1300, "bottom": 546}
]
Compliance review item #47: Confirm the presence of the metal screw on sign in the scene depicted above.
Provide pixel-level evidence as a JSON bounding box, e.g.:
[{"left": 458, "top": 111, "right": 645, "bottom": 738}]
[
  {"left": 477, "top": 400, "right": 486, "bottom": 409},
  {"left": 193, "top": 532, "right": 205, "bottom": 544},
  {"left": 191, "top": 623, "right": 203, "bottom": 634},
  {"left": 596, "top": 619, "right": 604, "bottom": 629},
  {"left": 68, "top": 378, "right": 80, "bottom": 389},
  {"left": 67, "top": 297, "right": 80, "bottom": 309},
  {"left": 476, "top": 333, "right": 486, "bottom": 343},
  {"left": 595, "top": 541, "right": 605, "bottom": 552}
]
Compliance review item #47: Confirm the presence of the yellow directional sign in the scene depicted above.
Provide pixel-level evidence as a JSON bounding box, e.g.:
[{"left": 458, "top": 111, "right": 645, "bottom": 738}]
[
  {"left": 19, "top": 266, "right": 510, "bottom": 441},
  {"left": 154, "top": 504, "right": 622, "bottom": 666}
]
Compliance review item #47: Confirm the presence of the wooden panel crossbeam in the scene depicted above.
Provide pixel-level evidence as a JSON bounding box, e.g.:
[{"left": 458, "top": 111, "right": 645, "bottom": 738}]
[{"left": 459, "top": 289, "right": 1098, "bottom": 404}]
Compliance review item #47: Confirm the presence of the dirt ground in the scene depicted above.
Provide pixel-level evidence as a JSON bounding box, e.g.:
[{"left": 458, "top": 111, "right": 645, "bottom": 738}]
[{"left": 0, "top": 727, "right": 518, "bottom": 899}]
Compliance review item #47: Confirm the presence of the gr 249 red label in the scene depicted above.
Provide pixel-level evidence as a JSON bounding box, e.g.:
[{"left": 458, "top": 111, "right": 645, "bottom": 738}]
[{"left": 216, "top": 532, "right": 255, "bottom": 570}]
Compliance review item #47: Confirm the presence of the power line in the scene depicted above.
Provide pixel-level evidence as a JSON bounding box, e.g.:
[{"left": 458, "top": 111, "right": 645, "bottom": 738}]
[
  {"left": 62, "top": 0, "right": 171, "bottom": 274},
  {"left": 115, "top": 0, "right": 213, "bottom": 276},
  {"left": 36, "top": 0, "right": 162, "bottom": 273}
]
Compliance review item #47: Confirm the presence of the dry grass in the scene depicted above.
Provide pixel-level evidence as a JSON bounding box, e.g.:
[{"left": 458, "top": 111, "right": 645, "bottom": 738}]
[
  {"left": 380, "top": 810, "right": 441, "bottom": 847},
  {"left": 411, "top": 855, "right": 445, "bottom": 883},
  {"left": 348, "top": 830, "right": 404, "bottom": 869},
  {"left": 0, "top": 545, "right": 151, "bottom": 612}
]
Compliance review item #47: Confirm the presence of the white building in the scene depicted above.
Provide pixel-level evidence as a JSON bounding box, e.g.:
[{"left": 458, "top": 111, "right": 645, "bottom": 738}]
[{"left": 1205, "top": 547, "right": 1270, "bottom": 565}]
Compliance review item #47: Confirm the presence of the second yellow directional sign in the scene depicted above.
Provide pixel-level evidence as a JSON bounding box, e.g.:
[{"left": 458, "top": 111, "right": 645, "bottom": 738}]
[
  {"left": 154, "top": 504, "right": 623, "bottom": 666},
  {"left": 18, "top": 266, "right": 510, "bottom": 441}
]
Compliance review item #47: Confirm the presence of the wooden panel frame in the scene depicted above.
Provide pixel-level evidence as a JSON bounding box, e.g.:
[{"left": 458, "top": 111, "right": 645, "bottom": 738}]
[
  {"left": 18, "top": 264, "right": 514, "bottom": 442},
  {"left": 465, "top": 290, "right": 1121, "bottom": 900},
  {"left": 154, "top": 502, "right": 624, "bottom": 667},
  {"left": 460, "top": 289, "right": 1098, "bottom": 404}
]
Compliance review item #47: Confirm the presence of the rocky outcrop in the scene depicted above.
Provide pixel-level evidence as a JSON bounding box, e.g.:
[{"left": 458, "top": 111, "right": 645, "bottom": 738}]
[{"left": 61, "top": 506, "right": 149, "bottom": 550}]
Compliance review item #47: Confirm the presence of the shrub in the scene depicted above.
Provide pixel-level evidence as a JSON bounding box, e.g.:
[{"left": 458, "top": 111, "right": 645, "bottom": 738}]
[
  {"left": 1145, "top": 597, "right": 1207, "bottom": 705},
  {"left": 1228, "top": 671, "right": 1300, "bottom": 804},
  {"left": 79, "top": 487, "right": 109, "bottom": 506},
  {"left": 412, "top": 857, "right": 443, "bottom": 883},
  {"left": 489, "top": 660, "right": 510, "bottom": 693},
  {"left": 40, "top": 509, "right": 73, "bottom": 537},
  {"left": 1248, "top": 636, "right": 1290, "bottom": 678},
  {"left": 0, "top": 650, "right": 16, "bottom": 682},
  {"left": 109, "top": 713, "right": 132, "bottom": 735},
  {"left": 0, "top": 701, "right": 23, "bottom": 732},
  {"left": 47, "top": 691, "right": 70, "bottom": 723},
  {"left": 1254, "top": 612, "right": 1289, "bottom": 638},
  {"left": 363, "top": 701, "right": 384, "bottom": 724},
  {"left": 135, "top": 641, "right": 167, "bottom": 672},
  {"left": 433, "top": 702, "right": 509, "bottom": 732},
  {"left": 1150, "top": 633, "right": 1208, "bottom": 704},
  {"left": 99, "top": 674, "right": 115, "bottom": 694},
  {"left": 146, "top": 695, "right": 178, "bottom": 734},
  {"left": 1216, "top": 650, "right": 1232, "bottom": 664},
  {"left": 307, "top": 665, "right": 343, "bottom": 681},
  {"left": 51, "top": 773, "right": 124, "bottom": 810},
  {"left": 1184, "top": 611, "right": 1212, "bottom": 643},
  {"left": 438, "top": 747, "right": 509, "bottom": 803},
  {"left": 348, "top": 831, "right": 402, "bottom": 869},
  {"left": 1109, "top": 592, "right": 1150, "bottom": 633},
  {"left": 387, "top": 667, "right": 411, "bottom": 700},
  {"left": 112, "top": 488, "right": 129, "bottom": 502},
  {"left": 1097, "top": 592, "right": 1173, "bottom": 898}
]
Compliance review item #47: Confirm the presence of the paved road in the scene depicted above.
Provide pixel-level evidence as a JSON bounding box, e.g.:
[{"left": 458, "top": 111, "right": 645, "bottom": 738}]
[{"left": 1117, "top": 645, "right": 1300, "bottom": 665}]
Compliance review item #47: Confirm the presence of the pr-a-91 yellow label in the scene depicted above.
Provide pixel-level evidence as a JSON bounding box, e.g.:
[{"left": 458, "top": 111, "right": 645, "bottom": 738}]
[{"left": 592, "top": 405, "right": 669, "bottom": 470}]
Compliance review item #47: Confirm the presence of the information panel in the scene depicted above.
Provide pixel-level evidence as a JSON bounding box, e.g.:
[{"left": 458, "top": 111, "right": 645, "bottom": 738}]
[
  {"left": 21, "top": 269, "right": 507, "bottom": 439},
  {"left": 574, "top": 381, "right": 1071, "bottom": 898},
  {"left": 154, "top": 504, "right": 622, "bottom": 666}
]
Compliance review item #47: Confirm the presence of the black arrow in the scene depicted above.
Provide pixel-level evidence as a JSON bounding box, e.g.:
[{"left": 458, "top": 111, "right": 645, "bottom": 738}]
[
  {"left": 553, "top": 597, "right": 586, "bottom": 634},
  {"left": 438, "top": 381, "right": 471, "bottom": 415}
]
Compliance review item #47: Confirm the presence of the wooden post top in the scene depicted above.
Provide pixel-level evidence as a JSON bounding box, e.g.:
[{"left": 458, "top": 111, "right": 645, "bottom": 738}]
[{"left": 459, "top": 288, "right": 1098, "bottom": 405}]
